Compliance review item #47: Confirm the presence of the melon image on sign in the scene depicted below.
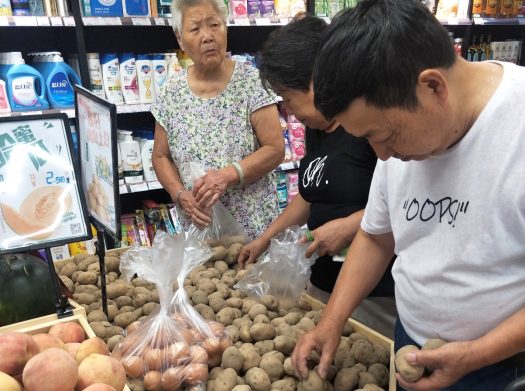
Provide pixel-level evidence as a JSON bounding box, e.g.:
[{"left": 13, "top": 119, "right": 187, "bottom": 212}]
[{"left": 1, "top": 186, "right": 72, "bottom": 239}]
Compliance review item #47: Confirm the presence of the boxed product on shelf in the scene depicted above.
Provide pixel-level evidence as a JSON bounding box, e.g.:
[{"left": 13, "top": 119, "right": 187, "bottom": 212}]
[
  {"left": 286, "top": 170, "right": 299, "bottom": 193},
  {"left": 277, "top": 184, "right": 287, "bottom": 208},
  {"left": 122, "top": 0, "right": 151, "bottom": 16},
  {"left": 290, "top": 141, "right": 306, "bottom": 161},
  {"left": 142, "top": 199, "right": 161, "bottom": 244},
  {"left": 276, "top": 170, "right": 286, "bottom": 187},
  {"left": 89, "top": 0, "right": 124, "bottom": 16},
  {"left": 288, "top": 122, "right": 305, "bottom": 142},
  {"left": 287, "top": 190, "right": 298, "bottom": 203}
]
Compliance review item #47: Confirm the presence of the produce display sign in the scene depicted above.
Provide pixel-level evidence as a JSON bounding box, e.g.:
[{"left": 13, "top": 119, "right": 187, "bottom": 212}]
[
  {"left": 0, "top": 114, "right": 91, "bottom": 252},
  {"left": 75, "top": 86, "right": 121, "bottom": 240}
]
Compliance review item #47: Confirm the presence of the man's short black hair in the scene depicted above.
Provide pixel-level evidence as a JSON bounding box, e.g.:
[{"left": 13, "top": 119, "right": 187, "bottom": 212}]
[
  {"left": 313, "top": 0, "right": 457, "bottom": 119},
  {"left": 258, "top": 15, "right": 328, "bottom": 93}
]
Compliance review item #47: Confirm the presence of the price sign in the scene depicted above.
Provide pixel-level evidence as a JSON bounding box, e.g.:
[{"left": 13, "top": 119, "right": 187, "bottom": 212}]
[
  {"left": 234, "top": 18, "right": 251, "bottom": 26},
  {"left": 119, "top": 184, "right": 128, "bottom": 194},
  {"left": 37, "top": 17, "right": 51, "bottom": 26},
  {"left": 50, "top": 17, "right": 63, "bottom": 26},
  {"left": 446, "top": 18, "right": 459, "bottom": 25},
  {"left": 154, "top": 17, "right": 165, "bottom": 25},
  {"left": 132, "top": 17, "right": 151, "bottom": 25},
  {"left": 255, "top": 18, "right": 271, "bottom": 26},
  {"left": 63, "top": 17, "right": 75, "bottom": 26},
  {"left": 0, "top": 114, "right": 91, "bottom": 252},
  {"left": 0, "top": 16, "right": 9, "bottom": 26},
  {"left": 148, "top": 181, "right": 163, "bottom": 190},
  {"left": 130, "top": 182, "right": 149, "bottom": 193},
  {"left": 22, "top": 111, "right": 43, "bottom": 115},
  {"left": 279, "top": 18, "right": 290, "bottom": 25},
  {"left": 14, "top": 16, "right": 37, "bottom": 26},
  {"left": 105, "top": 17, "right": 122, "bottom": 25}
]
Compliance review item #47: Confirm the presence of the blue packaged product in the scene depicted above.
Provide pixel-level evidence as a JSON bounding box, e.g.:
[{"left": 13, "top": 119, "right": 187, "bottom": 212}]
[
  {"left": 277, "top": 185, "right": 287, "bottom": 208},
  {"left": 122, "top": 0, "right": 150, "bottom": 16},
  {"left": 91, "top": 0, "right": 123, "bottom": 17},
  {"left": 40, "top": 54, "right": 81, "bottom": 109}
]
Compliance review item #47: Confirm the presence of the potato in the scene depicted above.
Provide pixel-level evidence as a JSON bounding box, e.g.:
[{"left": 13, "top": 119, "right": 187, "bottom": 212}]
[
  {"left": 334, "top": 350, "right": 356, "bottom": 369},
  {"left": 119, "top": 305, "right": 135, "bottom": 313},
  {"left": 421, "top": 339, "right": 446, "bottom": 373},
  {"left": 198, "top": 279, "right": 217, "bottom": 295},
  {"left": 105, "top": 257, "right": 120, "bottom": 273},
  {"left": 245, "top": 367, "right": 271, "bottom": 391},
  {"left": 276, "top": 323, "right": 298, "bottom": 339},
  {"left": 283, "top": 358, "right": 294, "bottom": 377},
  {"left": 361, "top": 385, "right": 385, "bottom": 391},
  {"left": 259, "top": 356, "right": 284, "bottom": 383},
  {"left": 301, "top": 370, "right": 324, "bottom": 391},
  {"left": 234, "top": 269, "right": 247, "bottom": 283},
  {"left": 133, "top": 294, "right": 148, "bottom": 308},
  {"left": 76, "top": 284, "right": 100, "bottom": 295},
  {"left": 274, "top": 336, "right": 296, "bottom": 354},
  {"left": 349, "top": 333, "right": 371, "bottom": 345},
  {"left": 78, "top": 258, "right": 98, "bottom": 272},
  {"left": 131, "top": 278, "right": 155, "bottom": 290},
  {"left": 192, "top": 290, "right": 209, "bottom": 306},
  {"left": 107, "top": 335, "right": 124, "bottom": 352},
  {"left": 271, "top": 317, "right": 286, "bottom": 328},
  {"left": 272, "top": 377, "right": 297, "bottom": 391},
  {"left": 89, "top": 322, "right": 107, "bottom": 339},
  {"left": 73, "top": 293, "right": 97, "bottom": 305},
  {"left": 106, "top": 284, "right": 128, "bottom": 300},
  {"left": 367, "top": 363, "right": 389, "bottom": 388},
  {"left": 226, "top": 297, "right": 243, "bottom": 309},
  {"left": 260, "top": 295, "right": 279, "bottom": 311},
  {"left": 209, "top": 296, "right": 226, "bottom": 313},
  {"left": 296, "top": 318, "right": 316, "bottom": 333},
  {"left": 241, "top": 348, "right": 261, "bottom": 373},
  {"left": 184, "top": 286, "right": 198, "bottom": 298},
  {"left": 126, "top": 377, "right": 145, "bottom": 391},
  {"left": 216, "top": 308, "right": 234, "bottom": 326},
  {"left": 250, "top": 323, "right": 277, "bottom": 342},
  {"left": 283, "top": 312, "right": 301, "bottom": 326},
  {"left": 77, "top": 272, "right": 98, "bottom": 286},
  {"left": 395, "top": 345, "right": 424, "bottom": 382},
  {"left": 225, "top": 243, "right": 243, "bottom": 265},
  {"left": 142, "top": 302, "right": 159, "bottom": 316},
  {"left": 342, "top": 321, "right": 354, "bottom": 337},
  {"left": 210, "top": 246, "right": 228, "bottom": 262},
  {"left": 23, "top": 347, "right": 78, "bottom": 391},
  {"left": 352, "top": 340, "right": 378, "bottom": 367},
  {"left": 254, "top": 341, "right": 274, "bottom": 356},
  {"left": 74, "top": 253, "right": 91, "bottom": 265},
  {"left": 133, "top": 286, "right": 149, "bottom": 296},
  {"left": 248, "top": 304, "right": 268, "bottom": 320},
  {"left": 71, "top": 271, "right": 83, "bottom": 283},
  {"left": 221, "top": 276, "right": 235, "bottom": 289},
  {"left": 253, "top": 314, "right": 270, "bottom": 324},
  {"left": 354, "top": 363, "right": 367, "bottom": 372},
  {"left": 60, "top": 263, "right": 77, "bottom": 278},
  {"left": 229, "top": 290, "right": 246, "bottom": 299},
  {"left": 222, "top": 347, "right": 244, "bottom": 373},
  {"left": 192, "top": 271, "right": 212, "bottom": 286},
  {"left": 239, "top": 325, "right": 253, "bottom": 343},
  {"left": 209, "top": 367, "right": 222, "bottom": 380},
  {"left": 372, "top": 344, "right": 390, "bottom": 368},
  {"left": 358, "top": 372, "right": 378, "bottom": 389},
  {"left": 87, "top": 262, "right": 107, "bottom": 276},
  {"left": 114, "top": 312, "right": 139, "bottom": 329},
  {"left": 291, "top": 326, "right": 305, "bottom": 338},
  {"left": 214, "top": 368, "right": 238, "bottom": 391},
  {"left": 267, "top": 311, "right": 278, "bottom": 321},
  {"left": 232, "top": 386, "right": 250, "bottom": 391},
  {"left": 333, "top": 367, "right": 360, "bottom": 391},
  {"left": 60, "top": 275, "right": 75, "bottom": 293}
]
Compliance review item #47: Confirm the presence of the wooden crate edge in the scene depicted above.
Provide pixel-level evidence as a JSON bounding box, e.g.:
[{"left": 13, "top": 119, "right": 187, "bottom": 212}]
[{"left": 301, "top": 293, "right": 397, "bottom": 391}]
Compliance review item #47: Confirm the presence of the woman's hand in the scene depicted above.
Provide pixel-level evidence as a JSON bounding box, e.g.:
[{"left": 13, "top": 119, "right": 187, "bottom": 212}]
[
  {"left": 193, "top": 167, "right": 236, "bottom": 208},
  {"left": 178, "top": 190, "right": 212, "bottom": 228},
  {"left": 298, "top": 213, "right": 362, "bottom": 259},
  {"left": 238, "top": 237, "right": 271, "bottom": 269}
]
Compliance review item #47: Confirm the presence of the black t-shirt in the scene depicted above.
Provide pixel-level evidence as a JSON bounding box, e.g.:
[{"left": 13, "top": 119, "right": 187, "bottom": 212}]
[{"left": 299, "top": 125, "right": 395, "bottom": 295}]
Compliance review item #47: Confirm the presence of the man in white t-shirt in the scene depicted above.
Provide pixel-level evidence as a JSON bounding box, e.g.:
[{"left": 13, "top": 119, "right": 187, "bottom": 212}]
[{"left": 290, "top": 0, "right": 525, "bottom": 390}]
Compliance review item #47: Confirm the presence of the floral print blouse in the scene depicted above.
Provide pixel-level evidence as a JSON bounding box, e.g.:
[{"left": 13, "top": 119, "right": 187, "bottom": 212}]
[{"left": 151, "top": 62, "right": 280, "bottom": 240}]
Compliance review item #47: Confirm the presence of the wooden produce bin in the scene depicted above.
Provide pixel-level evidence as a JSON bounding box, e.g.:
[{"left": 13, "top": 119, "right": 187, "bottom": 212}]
[
  {"left": 0, "top": 314, "right": 131, "bottom": 391},
  {"left": 302, "top": 294, "right": 396, "bottom": 391}
]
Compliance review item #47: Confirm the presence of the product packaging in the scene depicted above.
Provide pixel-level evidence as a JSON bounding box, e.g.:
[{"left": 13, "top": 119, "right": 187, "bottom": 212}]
[
  {"left": 90, "top": 0, "right": 123, "bottom": 16},
  {"left": 181, "top": 162, "right": 250, "bottom": 264},
  {"left": 143, "top": 199, "right": 161, "bottom": 243},
  {"left": 285, "top": 170, "right": 299, "bottom": 193},
  {"left": 121, "top": 214, "right": 140, "bottom": 246},
  {"left": 168, "top": 203, "right": 184, "bottom": 235},
  {"left": 275, "top": 170, "right": 286, "bottom": 187},
  {"left": 0, "top": 0, "right": 12, "bottom": 15},
  {"left": 112, "top": 231, "right": 232, "bottom": 387},
  {"left": 277, "top": 185, "right": 287, "bottom": 208},
  {"left": 290, "top": 141, "right": 306, "bottom": 161},
  {"left": 135, "top": 209, "right": 151, "bottom": 247},
  {"left": 288, "top": 122, "right": 305, "bottom": 142},
  {"left": 50, "top": 245, "right": 71, "bottom": 261},
  {"left": 234, "top": 226, "right": 319, "bottom": 309},
  {"left": 159, "top": 204, "right": 176, "bottom": 235},
  {"left": 260, "top": 0, "right": 275, "bottom": 16},
  {"left": 274, "top": 0, "right": 290, "bottom": 16},
  {"left": 230, "top": 0, "right": 247, "bottom": 17},
  {"left": 247, "top": 0, "right": 260, "bottom": 16},
  {"left": 287, "top": 191, "right": 298, "bottom": 203}
]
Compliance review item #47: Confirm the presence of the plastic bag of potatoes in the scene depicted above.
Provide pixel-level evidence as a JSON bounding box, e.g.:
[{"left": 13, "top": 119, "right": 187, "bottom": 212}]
[
  {"left": 234, "top": 226, "right": 319, "bottom": 309},
  {"left": 181, "top": 162, "right": 250, "bottom": 267},
  {"left": 112, "top": 231, "right": 233, "bottom": 391}
]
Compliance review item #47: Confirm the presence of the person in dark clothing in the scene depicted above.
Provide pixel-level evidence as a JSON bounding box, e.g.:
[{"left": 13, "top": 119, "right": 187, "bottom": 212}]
[{"left": 237, "top": 15, "right": 396, "bottom": 338}]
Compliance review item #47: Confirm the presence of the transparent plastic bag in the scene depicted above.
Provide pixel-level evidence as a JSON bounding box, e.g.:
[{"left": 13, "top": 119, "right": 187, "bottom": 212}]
[
  {"left": 112, "top": 231, "right": 232, "bottom": 391},
  {"left": 181, "top": 162, "right": 250, "bottom": 266},
  {"left": 234, "top": 226, "right": 319, "bottom": 309}
]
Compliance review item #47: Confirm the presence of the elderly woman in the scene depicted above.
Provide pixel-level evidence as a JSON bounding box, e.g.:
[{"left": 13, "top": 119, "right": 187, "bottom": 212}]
[
  {"left": 151, "top": 0, "right": 285, "bottom": 239},
  {"left": 238, "top": 16, "right": 397, "bottom": 338}
]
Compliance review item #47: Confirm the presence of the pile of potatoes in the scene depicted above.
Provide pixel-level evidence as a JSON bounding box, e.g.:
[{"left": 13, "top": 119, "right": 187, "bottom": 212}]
[
  {"left": 0, "top": 321, "right": 126, "bottom": 391},
  {"left": 57, "top": 245, "right": 391, "bottom": 391}
]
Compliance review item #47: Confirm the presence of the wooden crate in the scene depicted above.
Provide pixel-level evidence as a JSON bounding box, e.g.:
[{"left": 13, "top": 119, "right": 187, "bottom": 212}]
[
  {"left": 302, "top": 294, "right": 396, "bottom": 391},
  {"left": 0, "top": 299, "right": 86, "bottom": 334},
  {"left": 0, "top": 314, "right": 131, "bottom": 391}
]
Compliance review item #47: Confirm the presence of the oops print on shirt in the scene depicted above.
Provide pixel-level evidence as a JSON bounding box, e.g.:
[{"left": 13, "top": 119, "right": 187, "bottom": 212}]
[
  {"left": 302, "top": 156, "right": 327, "bottom": 188},
  {"left": 402, "top": 196, "right": 470, "bottom": 228}
]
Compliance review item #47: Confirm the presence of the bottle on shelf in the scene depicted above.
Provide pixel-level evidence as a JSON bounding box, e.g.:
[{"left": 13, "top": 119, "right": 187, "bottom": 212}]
[
  {"left": 40, "top": 53, "right": 81, "bottom": 109},
  {"left": 468, "top": 36, "right": 478, "bottom": 62},
  {"left": 141, "top": 132, "right": 157, "bottom": 182},
  {"left": 119, "top": 53, "right": 140, "bottom": 105},
  {"left": 100, "top": 53, "right": 124, "bottom": 105},
  {"left": 87, "top": 53, "right": 106, "bottom": 99},
  {"left": 515, "top": 0, "right": 524, "bottom": 15},
  {"left": 486, "top": 0, "right": 500, "bottom": 15},
  {"left": 501, "top": 0, "right": 513, "bottom": 15},
  {"left": 472, "top": 0, "right": 483, "bottom": 13},
  {"left": 486, "top": 35, "right": 494, "bottom": 61},
  {"left": 152, "top": 54, "right": 167, "bottom": 92},
  {"left": 136, "top": 54, "right": 154, "bottom": 104},
  {"left": 120, "top": 130, "right": 144, "bottom": 184},
  {"left": 478, "top": 35, "right": 486, "bottom": 61},
  {"left": 0, "top": 78, "right": 10, "bottom": 114},
  {"left": 3, "top": 52, "right": 49, "bottom": 112}
]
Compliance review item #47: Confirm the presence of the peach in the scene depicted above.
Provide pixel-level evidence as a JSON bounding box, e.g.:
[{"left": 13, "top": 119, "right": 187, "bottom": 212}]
[
  {"left": 49, "top": 321, "right": 86, "bottom": 344},
  {"left": 125, "top": 321, "right": 141, "bottom": 335},
  {"left": 66, "top": 343, "right": 81, "bottom": 358},
  {"left": 0, "top": 371, "right": 22, "bottom": 391},
  {"left": 82, "top": 385, "right": 117, "bottom": 391},
  {"left": 143, "top": 371, "right": 162, "bottom": 391},
  {"left": 32, "top": 333, "right": 66, "bottom": 352},
  {"left": 75, "top": 354, "right": 126, "bottom": 391},
  {"left": 76, "top": 337, "right": 110, "bottom": 365},
  {"left": 0, "top": 332, "right": 39, "bottom": 376},
  {"left": 23, "top": 348, "right": 78, "bottom": 391},
  {"left": 120, "top": 356, "right": 144, "bottom": 378}
]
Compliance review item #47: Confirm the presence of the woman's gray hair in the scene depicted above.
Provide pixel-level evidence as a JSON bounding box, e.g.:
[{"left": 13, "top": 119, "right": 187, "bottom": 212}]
[{"left": 171, "top": 0, "right": 228, "bottom": 34}]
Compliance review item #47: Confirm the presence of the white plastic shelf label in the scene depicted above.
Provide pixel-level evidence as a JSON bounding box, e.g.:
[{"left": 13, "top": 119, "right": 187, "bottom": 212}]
[
  {"left": 130, "top": 182, "right": 149, "bottom": 193},
  {"left": 0, "top": 16, "right": 9, "bottom": 26},
  {"left": 255, "top": 18, "right": 271, "bottom": 26},
  {"left": 279, "top": 18, "right": 290, "bottom": 25},
  {"left": 14, "top": 16, "right": 37, "bottom": 26},
  {"left": 119, "top": 184, "right": 128, "bottom": 194},
  {"left": 154, "top": 17, "right": 165, "bottom": 25},
  {"left": 50, "top": 16, "right": 63, "bottom": 26},
  {"left": 446, "top": 17, "right": 459, "bottom": 25},
  {"left": 519, "top": 17, "right": 525, "bottom": 25},
  {"left": 132, "top": 17, "right": 152, "bottom": 25},
  {"left": 63, "top": 17, "right": 75, "bottom": 26},
  {"left": 105, "top": 17, "right": 122, "bottom": 25},
  {"left": 21, "top": 111, "right": 43, "bottom": 115},
  {"left": 148, "top": 181, "right": 163, "bottom": 190},
  {"left": 37, "top": 17, "right": 51, "bottom": 26},
  {"left": 234, "top": 18, "right": 250, "bottom": 26}
]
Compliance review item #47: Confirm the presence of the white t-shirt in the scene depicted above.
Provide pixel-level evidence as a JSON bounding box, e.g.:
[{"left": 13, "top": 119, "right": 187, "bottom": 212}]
[{"left": 361, "top": 62, "right": 525, "bottom": 346}]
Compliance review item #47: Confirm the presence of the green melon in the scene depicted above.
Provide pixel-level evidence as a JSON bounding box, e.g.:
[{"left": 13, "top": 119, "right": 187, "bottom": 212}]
[{"left": 0, "top": 253, "right": 57, "bottom": 326}]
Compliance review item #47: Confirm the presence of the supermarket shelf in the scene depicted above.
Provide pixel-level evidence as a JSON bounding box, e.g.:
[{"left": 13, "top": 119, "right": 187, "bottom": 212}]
[
  {"left": 116, "top": 103, "right": 153, "bottom": 114},
  {"left": 82, "top": 16, "right": 171, "bottom": 26},
  {"left": 437, "top": 17, "right": 471, "bottom": 25},
  {"left": 472, "top": 15, "right": 525, "bottom": 25},
  {"left": 0, "top": 16, "right": 76, "bottom": 27},
  {"left": 0, "top": 108, "right": 75, "bottom": 118},
  {"left": 120, "top": 180, "right": 163, "bottom": 194},
  {"left": 275, "top": 161, "right": 300, "bottom": 171}
]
